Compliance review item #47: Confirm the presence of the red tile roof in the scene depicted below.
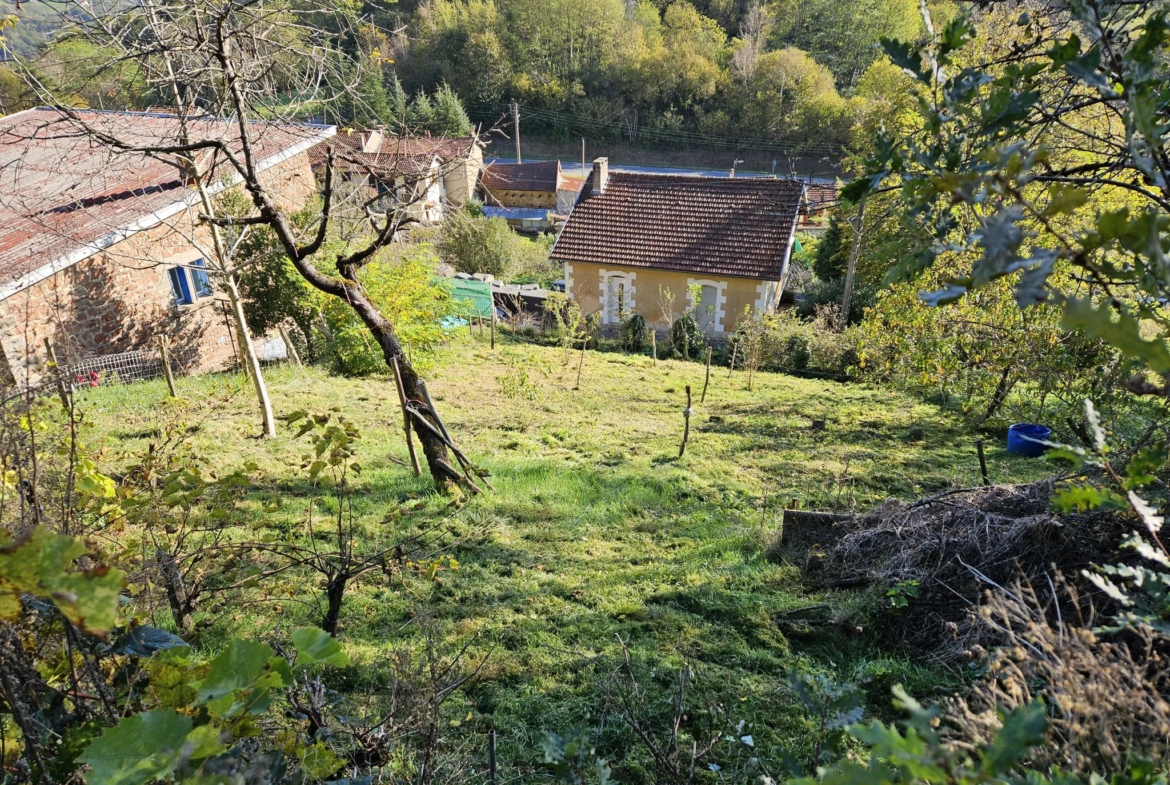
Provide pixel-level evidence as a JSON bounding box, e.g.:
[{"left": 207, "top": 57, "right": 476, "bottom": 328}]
[
  {"left": 0, "top": 108, "right": 332, "bottom": 297},
  {"left": 551, "top": 172, "right": 804, "bottom": 281},
  {"left": 308, "top": 130, "right": 477, "bottom": 176},
  {"left": 481, "top": 160, "right": 562, "bottom": 194}
]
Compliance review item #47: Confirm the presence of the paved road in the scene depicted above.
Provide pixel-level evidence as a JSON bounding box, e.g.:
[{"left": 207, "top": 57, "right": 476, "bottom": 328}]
[{"left": 484, "top": 157, "right": 837, "bottom": 183}]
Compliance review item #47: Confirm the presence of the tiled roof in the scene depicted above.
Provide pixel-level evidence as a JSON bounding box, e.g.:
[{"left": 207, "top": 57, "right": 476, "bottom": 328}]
[
  {"left": 309, "top": 130, "right": 477, "bottom": 176},
  {"left": 481, "top": 160, "right": 562, "bottom": 193},
  {"left": 0, "top": 108, "right": 332, "bottom": 298},
  {"left": 803, "top": 182, "right": 838, "bottom": 210},
  {"left": 550, "top": 172, "right": 803, "bottom": 280}
]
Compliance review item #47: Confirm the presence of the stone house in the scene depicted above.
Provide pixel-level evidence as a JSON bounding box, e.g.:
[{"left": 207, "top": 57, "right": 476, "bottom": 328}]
[
  {"left": 0, "top": 108, "right": 332, "bottom": 386},
  {"left": 309, "top": 130, "right": 483, "bottom": 223},
  {"left": 480, "top": 159, "right": 584, "bottom": 217},
  {"left": 550, "top": 158, "right": 804, "bottom": 335}
]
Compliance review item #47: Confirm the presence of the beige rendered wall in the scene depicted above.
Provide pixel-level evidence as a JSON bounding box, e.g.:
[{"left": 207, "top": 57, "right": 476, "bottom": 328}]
[{"left": 563, "top": 260, "right": 779, "bottom": 335}]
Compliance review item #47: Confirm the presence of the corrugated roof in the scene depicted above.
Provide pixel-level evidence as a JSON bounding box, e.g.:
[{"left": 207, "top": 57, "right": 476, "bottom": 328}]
[
  {"left": 551, "top": 172, "right": 803, "bottom": 281},
  {"left": 0, "top": 108, "right": 333, "bottom": 297},
  {"left": 482, "top": 206, "right": 550, "bottom": 221}
]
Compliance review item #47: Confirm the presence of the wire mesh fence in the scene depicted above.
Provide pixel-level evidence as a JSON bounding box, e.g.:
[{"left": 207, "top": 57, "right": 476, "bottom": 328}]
[{"left": 64, "top": 345, "right": 200, "bottom": 389}]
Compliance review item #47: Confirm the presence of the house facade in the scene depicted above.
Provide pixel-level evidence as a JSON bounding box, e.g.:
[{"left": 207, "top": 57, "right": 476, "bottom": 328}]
[
  {"left": 310, "top": 130, "right": 483, "bottom": 223},
  {"left": 480, "top": 159, "right": 584, "bottom": 214},
  {"left": 0, "top": 108, "right": 330, "bottom": 386},
  {"left": 550, "top": 159, "right": 804, "bottom": 335}
]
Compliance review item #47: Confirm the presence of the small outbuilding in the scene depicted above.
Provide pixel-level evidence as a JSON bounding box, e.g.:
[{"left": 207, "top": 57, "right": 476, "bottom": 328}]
[{"left": 550, "top": 158, "right": 804, "bottom": 335}]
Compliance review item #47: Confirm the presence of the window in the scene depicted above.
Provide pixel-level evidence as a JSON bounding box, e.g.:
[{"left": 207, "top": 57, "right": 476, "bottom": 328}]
[
  {"left": 190, "top": 259, "right": 213, "bottom": 298},
  {"left": 169, "top": 260, "right": 212, "bottom": 306},
  {"left": 169, "top": 267, "right": 193, "bottom": 305}
]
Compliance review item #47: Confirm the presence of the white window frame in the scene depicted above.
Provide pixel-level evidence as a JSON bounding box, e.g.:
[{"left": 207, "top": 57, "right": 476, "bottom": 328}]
[
  {"left": 599, "top": 269, "right": 636, "bottom": 324},
  {"left": 686, "top": 278, "right": 728, "bottom": 333}
]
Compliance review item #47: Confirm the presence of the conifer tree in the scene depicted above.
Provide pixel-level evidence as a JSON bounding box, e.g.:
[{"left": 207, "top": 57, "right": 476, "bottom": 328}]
[
  {"left": 406, "top": 90, "right": 435, "bottom": 132},
  {"left": 432, "top": 83, "right": 472, "bottom": 136}
]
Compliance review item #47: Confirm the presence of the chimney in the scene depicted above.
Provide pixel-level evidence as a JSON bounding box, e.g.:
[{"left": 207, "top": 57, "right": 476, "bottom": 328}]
[
  {"left": 592, "top": 157, "right": 609, "bottom": 193},
  {"left": 362, "top": 129, "right": 384, "bottom": 153}
]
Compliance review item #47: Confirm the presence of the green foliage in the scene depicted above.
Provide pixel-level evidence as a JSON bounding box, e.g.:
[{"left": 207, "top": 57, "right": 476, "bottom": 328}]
[
  {"left": 432, "top": 82, "right": 473, "bottom": 136},
  {"left": 620, "top": 313, "right": 649, "bottom": 353},
  {"left": 0, "top": 526, "right": 125, "bottom": 635},
  {"left": 541, "top": 728, "right": 613, "bottom": 785},
  {"left": 437, "top": 211, "right": 557, "bottom": 283},
  {"left": 846, "top": 2, "right": 1170, "bottom": 419},
  {"left": 799, "top": 687, "right": 1052, "bottom": 785},
  {"left": 669, "top": 313, "right": 705, "bottom": 361},
  {"left": 78, "top": 631, "right": 347, "bottom": 785},
  {"left": 317, "top": 247, "right": 454, "bottom": 376}
]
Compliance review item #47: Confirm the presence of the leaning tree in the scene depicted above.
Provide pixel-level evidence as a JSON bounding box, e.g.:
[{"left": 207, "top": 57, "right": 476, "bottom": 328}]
[{"left": 9, "top": 0, "right": 487, "bottom": 489}]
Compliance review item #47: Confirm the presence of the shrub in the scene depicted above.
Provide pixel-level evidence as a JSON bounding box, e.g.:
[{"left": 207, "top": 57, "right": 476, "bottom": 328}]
[
  {"left": 670, "top": 313, "right": 705, "bottom": 360},
  {"left": 437, "top": 211, "right": 558, "bottom": 284},
  {"left": 620, "top": 313, "right": 649, "bottom": 352}
]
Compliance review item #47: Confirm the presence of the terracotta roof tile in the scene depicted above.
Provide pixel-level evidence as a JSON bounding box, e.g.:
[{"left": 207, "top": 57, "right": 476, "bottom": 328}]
[
  {"left": 481, "top": 160, "right": 562, "bottom": 193},
  {"left": 0, "top": 108, "right": 332, "bottom": 293},
  {"left": 551, "top": 172, "right": 803, "bottom": 280}
]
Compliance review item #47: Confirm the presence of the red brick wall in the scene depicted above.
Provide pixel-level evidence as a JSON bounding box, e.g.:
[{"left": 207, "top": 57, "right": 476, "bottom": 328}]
[{"left": 0, "top": 152, "right": 317, "bottom": 386}]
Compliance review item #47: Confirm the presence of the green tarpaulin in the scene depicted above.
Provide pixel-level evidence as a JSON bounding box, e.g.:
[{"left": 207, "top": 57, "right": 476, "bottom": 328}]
[{"left": 440, "top": 278, "right": 494, "bottom": 317}]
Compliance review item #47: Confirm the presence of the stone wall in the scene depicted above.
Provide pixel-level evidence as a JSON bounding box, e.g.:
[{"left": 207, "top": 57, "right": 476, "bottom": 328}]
[{"left": 0, "top": 152, "right": 316, "bottom": 387}]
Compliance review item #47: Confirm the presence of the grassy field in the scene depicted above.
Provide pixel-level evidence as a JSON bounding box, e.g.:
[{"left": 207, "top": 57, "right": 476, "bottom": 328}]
[{"left": 75, "top": 333, "right": 1055, "bottom": 781}]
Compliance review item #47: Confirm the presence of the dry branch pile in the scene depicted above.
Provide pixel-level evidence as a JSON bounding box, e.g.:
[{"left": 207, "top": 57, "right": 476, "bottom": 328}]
[{"left": 778, "top": 479, "right": 1133, "bottom": 660}]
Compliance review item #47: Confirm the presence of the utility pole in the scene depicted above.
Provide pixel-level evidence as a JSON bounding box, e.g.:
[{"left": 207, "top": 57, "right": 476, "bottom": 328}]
[
  {"left": 838, "top": 199, "right": 867, "bottom": 333},
  {"left": 512, "top": 100, "right": 521, "bottom": 164}
]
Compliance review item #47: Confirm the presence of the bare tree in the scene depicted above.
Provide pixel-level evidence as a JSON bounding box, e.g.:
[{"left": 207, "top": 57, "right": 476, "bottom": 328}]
[
  {"left": 731, "top": 1, "right": 773, "bottom": 84},
  {"left": 9, "top": 0, "right": 487, "bottom": 489}
]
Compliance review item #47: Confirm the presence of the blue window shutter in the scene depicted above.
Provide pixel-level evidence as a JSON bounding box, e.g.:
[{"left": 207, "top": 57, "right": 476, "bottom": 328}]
[
  {"left": 191, "top": 259, "right": 213, "bottom": 298},
  {"left": 168, "top": 268, "right": 193, "bottom": 304}
]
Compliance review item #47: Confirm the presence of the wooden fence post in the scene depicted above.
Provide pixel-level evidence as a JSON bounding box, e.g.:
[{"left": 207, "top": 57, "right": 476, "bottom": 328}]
[
  {"left": 157, "top": 336, "right": 177, "bottom": 398},
  {"left": 468, "top": 309, "right": 475, "bottom": 339},
  {"left": 727, "top": 342, "right": 738, "bottom": 378},
  {"left": 679, "top": 385, "right": 693, "bottom": 457},
  {"left": 391, "top": 357, "right": 422, "bottom": 476},
  {"left": 701, "top": 346, "right": 712, "bottom": 403},
  {"left": 650, "top": 330, "right": 657, "bottom": 365},
  {"left": 279, "top": 324, "right": 302, "bottom": 367},
  {"left": 976, "top": 439, "right": 989, "bottom": 486},
  {"left": 490, "top": 307, "right": 496, "bottom": 349},
  {"left": 574, "top": 336, "right": 587, "bottom": 390},
  {"left": 42, "top": 338, "right": 70, "bottom": 410}
]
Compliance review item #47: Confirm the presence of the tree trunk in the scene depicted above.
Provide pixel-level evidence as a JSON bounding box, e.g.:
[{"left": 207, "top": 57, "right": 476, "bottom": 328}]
[
  {"left": 322, "top": 575, "right": 348, "bottom": 635},
  {"left": 222, "top": 272, "right": 276, "bottom": 436},
  {"left": 839, "top": 199, "right": 867, "bottom": 332},
  {"left": 156, "top": 549, "right": 194, "bottom": 631}
]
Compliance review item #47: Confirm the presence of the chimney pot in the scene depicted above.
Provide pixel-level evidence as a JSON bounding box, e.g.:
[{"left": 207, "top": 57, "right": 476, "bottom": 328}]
[{"left": 592, "top": 157, "right": 609, "bottom": 194}]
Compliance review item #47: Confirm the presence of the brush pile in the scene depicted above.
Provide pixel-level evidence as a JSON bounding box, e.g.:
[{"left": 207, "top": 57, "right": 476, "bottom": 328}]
[{"left": 778, "top": 479, "right": 1135, "bottom": 661}]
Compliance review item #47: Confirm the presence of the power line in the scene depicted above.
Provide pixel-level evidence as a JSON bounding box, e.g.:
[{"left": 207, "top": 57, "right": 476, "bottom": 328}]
[{"left": 466, "top": 100, "right": 847, "bottom": 158}]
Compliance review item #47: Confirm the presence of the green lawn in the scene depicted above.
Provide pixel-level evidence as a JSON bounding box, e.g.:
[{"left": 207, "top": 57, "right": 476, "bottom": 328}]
[{"left": 75, "top": 333, "right": 1055, "bottom": 781}]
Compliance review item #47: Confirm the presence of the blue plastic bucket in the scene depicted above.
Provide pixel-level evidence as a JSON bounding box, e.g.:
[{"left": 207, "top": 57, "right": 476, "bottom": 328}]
[{"left": 1007, "top": 423, "right": 1051, "bottom": 457}]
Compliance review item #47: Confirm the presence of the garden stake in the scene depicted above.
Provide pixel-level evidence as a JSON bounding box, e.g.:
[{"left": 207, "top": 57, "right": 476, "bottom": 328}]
[
  {"left": 489, "top": 729, "right": 497, "bottom": 784},
  {"left": 157, "top": 336, "right": 177, "bottom": 398},
  {"left": 491, "top": 307, "right": 496, "bottom": 349},
  {"left": 43, "top": 338, "right": 71, "bottom": 410},
  {"left": 976, "top": 439, "right": 989, "bottom": 486},
  {"left": 679, "top": 385, "right": 693, "bottom": 457},
  {"left": 468, "top": 309, "right": 474, "bottom": 338},
  {"left": 727, "top": 342, "right": 738, "bottom": 378},
  {"left": 575, "top": 336, "right": 587, "bottom": 390},
  {"left": 701, "top": 346, "right": 712, "bottom": 402},
  {"left": 651, "top": 330, "right": 657, "bottom": 365},
  {"left": 278, "top": 324, "right": 302, "bottom": 367},
  {"left": 391, "top": 357, "right": 421, "bottom": 476}
]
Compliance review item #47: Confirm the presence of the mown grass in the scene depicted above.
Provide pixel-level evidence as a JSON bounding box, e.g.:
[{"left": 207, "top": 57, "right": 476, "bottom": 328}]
[{"left": 75, "top": 333, "right": 1055, "bottom": 780}]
